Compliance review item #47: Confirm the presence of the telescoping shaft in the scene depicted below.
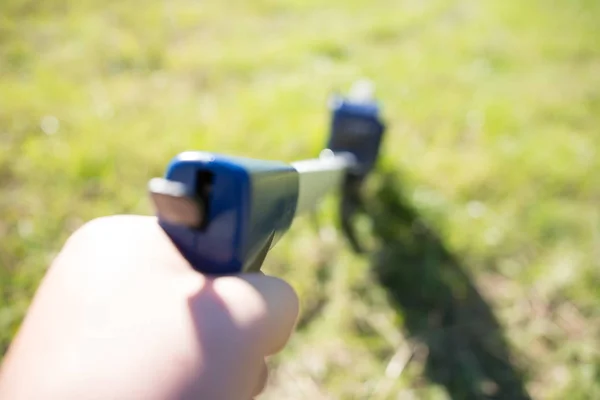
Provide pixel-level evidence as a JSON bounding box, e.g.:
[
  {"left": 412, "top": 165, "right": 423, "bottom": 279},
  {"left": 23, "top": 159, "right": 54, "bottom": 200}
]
[{"left": 291, "top": 150, "right": 356, "bottom": 217}]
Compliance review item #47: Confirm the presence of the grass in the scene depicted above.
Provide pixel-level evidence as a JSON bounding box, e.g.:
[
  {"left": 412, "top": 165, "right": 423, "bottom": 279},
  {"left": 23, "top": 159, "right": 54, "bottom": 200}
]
[{"left": 1, "top": 0, "right": 600, "bottom": 398}]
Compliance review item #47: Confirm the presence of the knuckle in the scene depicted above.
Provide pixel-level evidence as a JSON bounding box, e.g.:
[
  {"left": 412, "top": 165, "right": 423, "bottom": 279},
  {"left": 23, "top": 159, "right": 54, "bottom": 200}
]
[{"left": 64, "top": 215, "right": 127, "bottom": 248}]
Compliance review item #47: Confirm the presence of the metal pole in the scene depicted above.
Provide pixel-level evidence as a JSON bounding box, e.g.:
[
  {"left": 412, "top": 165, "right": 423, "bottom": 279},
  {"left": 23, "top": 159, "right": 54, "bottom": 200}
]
[{"left": 291, "top": 150, "right": 356, "bottom": 216}]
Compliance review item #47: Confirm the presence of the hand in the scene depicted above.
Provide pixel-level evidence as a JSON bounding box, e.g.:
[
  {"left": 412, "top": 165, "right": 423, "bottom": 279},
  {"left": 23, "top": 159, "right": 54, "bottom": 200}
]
[{"left": 0, "top": 215, "right": 299, "bottom": 400}]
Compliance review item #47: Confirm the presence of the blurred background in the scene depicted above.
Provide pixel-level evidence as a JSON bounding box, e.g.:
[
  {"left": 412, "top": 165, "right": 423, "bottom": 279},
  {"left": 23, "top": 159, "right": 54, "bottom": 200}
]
[{"left": 1, "top": 0, "right": 599, "bottom": 398}]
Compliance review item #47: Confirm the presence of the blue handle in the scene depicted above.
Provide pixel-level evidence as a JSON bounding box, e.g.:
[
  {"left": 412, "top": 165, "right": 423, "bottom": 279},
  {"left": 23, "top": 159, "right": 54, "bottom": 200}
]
[{"left": 154, "top": 152, "right": 299, "bottom": 274}]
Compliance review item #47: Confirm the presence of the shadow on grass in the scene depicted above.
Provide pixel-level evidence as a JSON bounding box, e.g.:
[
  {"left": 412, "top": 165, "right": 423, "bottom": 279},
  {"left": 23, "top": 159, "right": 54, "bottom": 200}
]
[{"left": 368, "top": 172, "right": 531, "bottom": 400}]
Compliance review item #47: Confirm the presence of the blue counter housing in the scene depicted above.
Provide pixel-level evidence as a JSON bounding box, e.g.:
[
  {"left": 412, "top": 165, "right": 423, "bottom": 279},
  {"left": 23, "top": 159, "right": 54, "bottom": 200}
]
[
  {"left": 328, "top": 97, "right": 385, "bottom": 177},
  {"left": 159, "top": 152, "right": 299, "bottom": 274}
]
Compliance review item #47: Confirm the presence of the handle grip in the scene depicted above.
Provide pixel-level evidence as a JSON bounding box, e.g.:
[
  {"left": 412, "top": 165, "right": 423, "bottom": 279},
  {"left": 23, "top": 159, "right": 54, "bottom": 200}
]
[{"left": 150, "top": 152, "right": 299, "bottom": 274}]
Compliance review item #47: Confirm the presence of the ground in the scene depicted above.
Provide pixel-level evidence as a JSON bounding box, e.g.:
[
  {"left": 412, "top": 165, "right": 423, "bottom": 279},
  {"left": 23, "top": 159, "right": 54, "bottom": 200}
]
[{"left": 1, "top": 0, "right": 599, "bottom": 398}]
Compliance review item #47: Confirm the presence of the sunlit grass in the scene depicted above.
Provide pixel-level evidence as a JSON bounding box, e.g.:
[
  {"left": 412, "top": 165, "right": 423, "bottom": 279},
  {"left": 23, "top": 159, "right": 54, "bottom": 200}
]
[{"left": 1, "top": 0, "right": 599, "bottom": 398}]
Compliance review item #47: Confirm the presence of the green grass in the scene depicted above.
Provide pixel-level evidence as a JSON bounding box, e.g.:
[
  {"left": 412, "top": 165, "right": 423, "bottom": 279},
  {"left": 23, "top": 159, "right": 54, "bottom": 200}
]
[{"left": 1, "top": 0, "right": 600, "bottom": 398}]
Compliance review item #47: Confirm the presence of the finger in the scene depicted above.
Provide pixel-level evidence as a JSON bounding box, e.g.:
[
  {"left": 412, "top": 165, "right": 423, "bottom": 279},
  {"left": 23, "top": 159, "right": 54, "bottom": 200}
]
[
  {"left": 252, "top": 360, "right": 269, "bottom": 397},
  {"left": 212, "top": 274, "right": 299, "bottom": 355}
]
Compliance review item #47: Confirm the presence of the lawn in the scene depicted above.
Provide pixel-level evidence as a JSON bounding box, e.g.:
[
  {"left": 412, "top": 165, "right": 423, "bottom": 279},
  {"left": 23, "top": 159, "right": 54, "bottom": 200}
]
[{"left": 1, "top": 0, "right": 599, "bottom": 398}]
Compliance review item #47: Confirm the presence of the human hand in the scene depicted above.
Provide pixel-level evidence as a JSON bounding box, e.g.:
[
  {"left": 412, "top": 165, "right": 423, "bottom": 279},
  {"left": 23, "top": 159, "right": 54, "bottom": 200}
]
[{"left": 0, "top": 215, "right": 299, "bottom": 400}]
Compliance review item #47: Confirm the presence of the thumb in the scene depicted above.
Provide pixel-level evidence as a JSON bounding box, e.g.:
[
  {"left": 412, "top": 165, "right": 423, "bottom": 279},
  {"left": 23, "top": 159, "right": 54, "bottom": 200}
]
[{"left": 211, "top": 274, "right": 299, "bottom": 355}]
